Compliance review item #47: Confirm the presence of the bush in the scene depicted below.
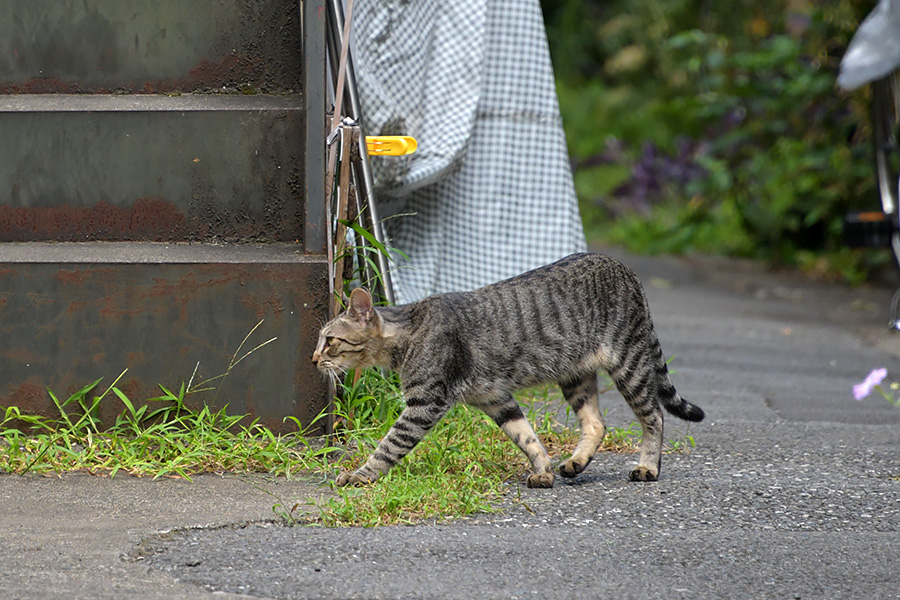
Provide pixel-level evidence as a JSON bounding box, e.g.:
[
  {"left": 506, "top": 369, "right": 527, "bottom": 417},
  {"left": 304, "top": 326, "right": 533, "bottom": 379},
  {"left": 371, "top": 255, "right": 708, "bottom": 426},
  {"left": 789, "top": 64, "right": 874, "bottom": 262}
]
[{"left": 544, "top": 0, "right": 888, "bottom": 281}]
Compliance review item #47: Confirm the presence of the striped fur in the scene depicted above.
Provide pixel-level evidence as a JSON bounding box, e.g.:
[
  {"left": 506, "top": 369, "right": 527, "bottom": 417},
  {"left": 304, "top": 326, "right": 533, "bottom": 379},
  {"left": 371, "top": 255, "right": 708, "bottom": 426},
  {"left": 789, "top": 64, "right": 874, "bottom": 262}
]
[{"left": 312, "top": 253, "right": 704, "bottom": 488}]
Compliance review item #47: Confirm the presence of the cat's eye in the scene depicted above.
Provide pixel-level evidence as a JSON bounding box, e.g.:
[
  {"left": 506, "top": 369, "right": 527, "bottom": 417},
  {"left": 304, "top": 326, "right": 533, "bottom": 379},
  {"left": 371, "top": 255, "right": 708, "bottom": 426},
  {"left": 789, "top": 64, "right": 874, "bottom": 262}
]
[{"left": 325, "top": 336, "right": 362, "bottom": 353}]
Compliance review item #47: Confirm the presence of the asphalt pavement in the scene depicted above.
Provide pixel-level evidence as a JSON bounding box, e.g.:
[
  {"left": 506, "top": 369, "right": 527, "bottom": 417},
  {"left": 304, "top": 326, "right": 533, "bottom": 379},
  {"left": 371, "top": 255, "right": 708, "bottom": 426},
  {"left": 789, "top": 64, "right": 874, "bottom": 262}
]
[{"left": 2, "top": 248, "right": 899, "bottom": 599}]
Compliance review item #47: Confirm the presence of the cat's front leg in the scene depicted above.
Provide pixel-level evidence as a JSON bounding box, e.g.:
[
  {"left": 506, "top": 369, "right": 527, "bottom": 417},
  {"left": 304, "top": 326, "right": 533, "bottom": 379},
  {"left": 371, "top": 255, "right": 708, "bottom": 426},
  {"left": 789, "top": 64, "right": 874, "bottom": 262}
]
[
  {"left": 482, "top": 398, "right": 555, "bottom": 488},
  {"left": 335, "top": 400, "right": 451, "bottom": 486},
  {"left": 335, "top": 470, "right": 377, "bottom": 486}
]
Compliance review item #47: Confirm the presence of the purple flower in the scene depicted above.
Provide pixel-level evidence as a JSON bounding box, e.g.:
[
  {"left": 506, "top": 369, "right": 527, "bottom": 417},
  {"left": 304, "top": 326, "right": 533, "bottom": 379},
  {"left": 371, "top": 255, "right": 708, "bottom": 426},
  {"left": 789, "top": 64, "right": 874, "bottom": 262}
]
[{"left": 853, "top": 368, "right": 887, "bottom": 400}]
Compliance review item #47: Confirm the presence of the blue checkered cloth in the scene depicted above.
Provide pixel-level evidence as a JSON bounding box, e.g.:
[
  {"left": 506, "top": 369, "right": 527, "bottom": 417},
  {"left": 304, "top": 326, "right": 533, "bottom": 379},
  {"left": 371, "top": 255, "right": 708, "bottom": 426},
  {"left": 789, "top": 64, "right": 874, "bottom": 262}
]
[{"left": 353, "top": 0, "right": 586, "bottom": 304}]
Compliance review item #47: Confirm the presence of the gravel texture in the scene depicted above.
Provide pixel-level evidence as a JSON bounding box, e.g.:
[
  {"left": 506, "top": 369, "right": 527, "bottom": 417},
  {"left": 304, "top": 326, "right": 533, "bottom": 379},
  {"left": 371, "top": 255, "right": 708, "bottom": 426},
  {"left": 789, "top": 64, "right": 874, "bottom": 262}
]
[{"left": 137, "top": 419, "right": 899, "bottom": 599}]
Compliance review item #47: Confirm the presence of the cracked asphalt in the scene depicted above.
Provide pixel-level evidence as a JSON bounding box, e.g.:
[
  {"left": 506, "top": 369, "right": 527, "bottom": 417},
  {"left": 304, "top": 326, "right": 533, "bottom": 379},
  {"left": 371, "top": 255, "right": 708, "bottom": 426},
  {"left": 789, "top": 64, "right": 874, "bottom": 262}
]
[{"left": 2, "top": 248, "right": 899, "bottom": 599}]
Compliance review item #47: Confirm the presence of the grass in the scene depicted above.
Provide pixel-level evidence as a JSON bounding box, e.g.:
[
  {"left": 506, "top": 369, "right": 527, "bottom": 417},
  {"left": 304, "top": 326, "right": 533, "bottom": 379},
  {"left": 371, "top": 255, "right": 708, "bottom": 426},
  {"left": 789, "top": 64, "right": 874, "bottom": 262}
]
[
  {"left": 314, "top": 404, "right": 516, "bottom": 526},
  {"left": 298, "top": 370, "right": 693, "bottom": 527},
  {"left": 0, "top": 374, "right": 330, "bottom": 480},
  {"left": 0, "top": 321, "right": 329, "bottom": 480},
  {"left": 1, "top": 366, "right": 695, "bottom": 527}
]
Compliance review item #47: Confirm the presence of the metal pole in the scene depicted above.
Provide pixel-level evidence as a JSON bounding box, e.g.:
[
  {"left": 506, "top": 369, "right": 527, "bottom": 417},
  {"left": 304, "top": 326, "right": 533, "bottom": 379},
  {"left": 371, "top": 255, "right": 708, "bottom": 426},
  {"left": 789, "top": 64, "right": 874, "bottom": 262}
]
[
  {"left": 325, "top": 0, "right": 395, "bottom": 304},
  {"left": 301, "top": 0, "right": 328, "bottom": 256},
  {"left": 301, "top": 0, "right": 333, "bottom": 436}
]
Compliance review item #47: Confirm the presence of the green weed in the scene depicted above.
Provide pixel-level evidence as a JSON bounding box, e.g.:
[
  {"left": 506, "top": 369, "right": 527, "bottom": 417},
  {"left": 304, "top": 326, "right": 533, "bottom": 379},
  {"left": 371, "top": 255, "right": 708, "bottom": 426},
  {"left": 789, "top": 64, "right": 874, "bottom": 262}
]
[
  {"left": 1, "top": 364, "right": 688, "bottom": 527},
  {"left": 314, "top": 404, "right": 513, "bottom": 527},
  {"left": 0, "top": 377, "right": 325, "bottom": 480},
  {"left": 301, "top": 370, "right": 657, "bottom": 527},
  {"left": 665, "top": 429, "right": 697, "bottom": 454}
]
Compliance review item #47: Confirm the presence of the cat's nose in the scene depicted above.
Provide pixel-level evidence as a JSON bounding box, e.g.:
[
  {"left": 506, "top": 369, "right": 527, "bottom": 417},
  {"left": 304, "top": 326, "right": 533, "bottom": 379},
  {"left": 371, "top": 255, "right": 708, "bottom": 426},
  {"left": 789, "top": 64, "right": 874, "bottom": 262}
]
[{"left": 311, "top": 350, "right": 321, "bottom": 364}]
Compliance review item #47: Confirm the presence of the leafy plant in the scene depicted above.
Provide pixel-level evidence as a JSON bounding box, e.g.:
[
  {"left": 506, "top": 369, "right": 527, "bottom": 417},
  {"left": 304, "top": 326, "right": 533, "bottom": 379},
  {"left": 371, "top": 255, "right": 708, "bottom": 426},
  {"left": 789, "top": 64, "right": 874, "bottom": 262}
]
[
  {"left": 665, "top": 428, "right": 697, "bottom": 453},
  {"left": 0, "top": 321, "right": 330, "bottom": 480},
  {"left": 315, "top": 403, "right": 513, "bottom": 527},
  {"left": 544, "top": 0, "right": 887, "bottom": 281},
  {"left": 1, "top": 365, "right": 688, "bottom": 527},
  {"left": 0, "top": 376, "right": 328, "bottom": 479},
  {"left": 305, "top": 368, "right": 653, "bottom": 527}
]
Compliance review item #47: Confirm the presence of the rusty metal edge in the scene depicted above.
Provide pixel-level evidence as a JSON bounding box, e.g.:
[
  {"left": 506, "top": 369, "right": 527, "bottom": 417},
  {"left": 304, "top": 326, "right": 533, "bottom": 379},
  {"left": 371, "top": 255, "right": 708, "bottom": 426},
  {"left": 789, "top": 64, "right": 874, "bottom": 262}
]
[
  {"left": 0, "top": 242, "right": 324, "bottom": 264},
  {"left": 301, "top": 0, "right": 332, "bottom": 434},
  {"left": 302, "top": 0, "right": 327, "bottom": 257},
  {"left": 0, "top": 94, "right": 302, "bottom": 112}
]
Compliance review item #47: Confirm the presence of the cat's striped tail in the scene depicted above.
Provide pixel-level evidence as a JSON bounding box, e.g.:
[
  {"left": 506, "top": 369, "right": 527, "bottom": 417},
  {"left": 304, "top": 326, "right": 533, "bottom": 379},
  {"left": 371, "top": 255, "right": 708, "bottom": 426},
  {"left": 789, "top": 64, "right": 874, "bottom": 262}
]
[{"left": 659, "top": 383, "right": 705, "bottom": 422}]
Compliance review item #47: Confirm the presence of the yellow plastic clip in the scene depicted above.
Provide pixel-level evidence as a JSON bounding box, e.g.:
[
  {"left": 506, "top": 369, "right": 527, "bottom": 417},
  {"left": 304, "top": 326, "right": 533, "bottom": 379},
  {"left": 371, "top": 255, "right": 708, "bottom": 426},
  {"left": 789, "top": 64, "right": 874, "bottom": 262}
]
[{"left": 365, "top": 136, "right": 418, "bottom": 156}]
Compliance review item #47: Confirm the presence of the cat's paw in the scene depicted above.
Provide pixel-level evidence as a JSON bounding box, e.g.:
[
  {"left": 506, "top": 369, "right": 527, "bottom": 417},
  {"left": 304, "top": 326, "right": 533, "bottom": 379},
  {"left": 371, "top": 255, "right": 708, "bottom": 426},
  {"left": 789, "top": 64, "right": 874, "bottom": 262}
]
[
  {"left": 628, "top": 466, "right": 658, "bottom": 482},
  {"left": 335, "top": 470, "right": 377, "bottom": 487},
  {"left": 526, "top": 472, "right": 555, "bottom": 488},
  {"left": 558, "top": 456, "right": 592, "bottom": 478}
]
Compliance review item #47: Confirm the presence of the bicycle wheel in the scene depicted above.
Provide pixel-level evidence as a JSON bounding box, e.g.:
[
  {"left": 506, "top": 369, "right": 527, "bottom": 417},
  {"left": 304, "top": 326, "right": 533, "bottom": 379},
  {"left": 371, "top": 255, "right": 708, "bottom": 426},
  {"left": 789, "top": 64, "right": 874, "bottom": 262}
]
[
  {"left": 871, "top": 72, "right": 900, "bottom": 329},
  {"left": 872, "top": 72, "right": 900, "bottom": 264}
]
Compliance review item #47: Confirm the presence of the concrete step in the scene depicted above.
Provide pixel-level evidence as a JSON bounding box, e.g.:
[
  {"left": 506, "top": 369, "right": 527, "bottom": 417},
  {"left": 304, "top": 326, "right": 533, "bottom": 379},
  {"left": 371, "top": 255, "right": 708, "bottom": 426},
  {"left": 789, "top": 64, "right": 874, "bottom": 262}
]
[
  {"left": 0, "top": 0, "right": 300, "bottom": 94},
  {"left": 0, "top": 242, "right": 330, "bottom": 432},
  {"left": 0, "top": 95, "right": 306, "bottom": 243}
]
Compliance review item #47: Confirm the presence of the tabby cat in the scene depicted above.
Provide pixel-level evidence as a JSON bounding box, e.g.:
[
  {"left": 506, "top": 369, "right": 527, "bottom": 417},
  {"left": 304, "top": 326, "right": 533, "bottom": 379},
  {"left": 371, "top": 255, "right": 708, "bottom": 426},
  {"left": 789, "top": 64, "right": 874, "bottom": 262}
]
[{"left": 312, "top": 253, "right": 704, "bottom": 488}]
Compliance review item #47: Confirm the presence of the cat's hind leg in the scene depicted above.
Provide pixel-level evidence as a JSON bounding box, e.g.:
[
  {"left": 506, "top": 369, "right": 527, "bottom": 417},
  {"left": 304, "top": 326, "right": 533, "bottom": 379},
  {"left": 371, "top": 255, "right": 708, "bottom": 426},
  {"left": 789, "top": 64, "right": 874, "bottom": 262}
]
[
  {"left": 482, "top": 397, "right": 555, "bottom": 488},
  {"left": 628, "top": 406, "right": 663, "bottom": 482},
  {"left": 608, "top": 358, "right": 665, "bottom": 482},
  {"left": 557, "top": 373, "right": 606, "bottom": 478}
]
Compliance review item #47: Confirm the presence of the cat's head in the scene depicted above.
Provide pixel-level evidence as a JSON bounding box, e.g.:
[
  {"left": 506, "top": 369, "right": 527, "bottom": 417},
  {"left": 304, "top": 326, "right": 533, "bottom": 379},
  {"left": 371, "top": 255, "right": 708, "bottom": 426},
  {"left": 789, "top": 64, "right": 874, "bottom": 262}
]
[{"left": 312, "top": 288, "right": 384, "bottom": 377}]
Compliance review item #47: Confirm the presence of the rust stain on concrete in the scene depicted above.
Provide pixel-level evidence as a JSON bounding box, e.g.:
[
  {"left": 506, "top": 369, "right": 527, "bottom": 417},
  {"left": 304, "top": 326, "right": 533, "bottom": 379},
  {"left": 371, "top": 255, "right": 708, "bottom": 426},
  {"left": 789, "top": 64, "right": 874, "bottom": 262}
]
[
  {"left": 0, "top": 382, "right": 47, "bottom": 417},
  {"left": 0, "top": 198, "right": 188, "bottom": 242},
  {"left": 0, "top": 78, "right": 99, "bottom": 95},
  {"left": 0, "top": 54, "right": 286, "bottom": 95}
]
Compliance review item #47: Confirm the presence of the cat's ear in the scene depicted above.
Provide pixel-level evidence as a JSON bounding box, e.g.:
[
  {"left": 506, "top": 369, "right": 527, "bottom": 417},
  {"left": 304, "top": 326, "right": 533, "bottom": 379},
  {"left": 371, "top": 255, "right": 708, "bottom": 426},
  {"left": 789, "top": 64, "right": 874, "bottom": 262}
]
[{"left": 347, "top": 288, "right": 374, "bottom": 323}]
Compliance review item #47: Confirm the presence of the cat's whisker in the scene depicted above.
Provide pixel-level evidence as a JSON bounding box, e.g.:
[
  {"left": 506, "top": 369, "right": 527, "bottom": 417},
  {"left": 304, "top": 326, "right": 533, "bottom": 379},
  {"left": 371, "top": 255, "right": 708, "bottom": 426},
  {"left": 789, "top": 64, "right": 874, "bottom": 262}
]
[{"left": 323, "top": 367, "right": 347, "bottom": 391}]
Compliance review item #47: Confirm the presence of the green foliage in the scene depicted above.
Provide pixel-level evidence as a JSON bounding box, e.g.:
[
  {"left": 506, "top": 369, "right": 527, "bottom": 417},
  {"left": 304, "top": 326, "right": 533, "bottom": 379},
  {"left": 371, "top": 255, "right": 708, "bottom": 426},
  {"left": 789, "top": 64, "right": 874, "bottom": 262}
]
[
  {"left": 0, "top": 375, "right": 324, "bottom": 479},
  {"left": 316, "top": 402, "right": 513, "bottom": 527},
  {"left": 0, "top": 323, "right": 329, "bottom": 479},
  {"left": 333, "top": 369, "right": 405, "bottom": 436},
  {"left": 311, "top": 369, "right": 702, "bottom": 527},
  {"left": 1, "top": 365, "right": 697, "bottom": 527},
  {"left": 544, "top": 0, "right": 889, "bottom": 281},
  {"left": 317, "top": 370, "right": 537, "bottom": 526}
]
